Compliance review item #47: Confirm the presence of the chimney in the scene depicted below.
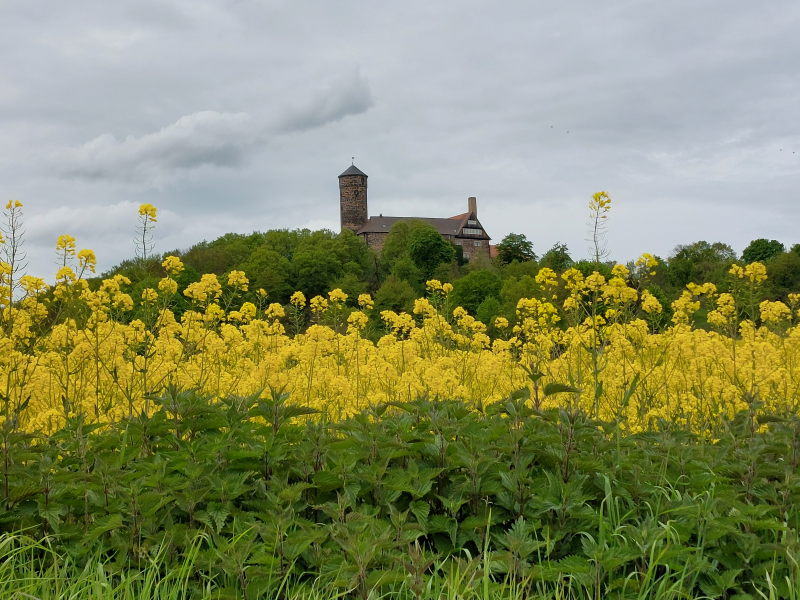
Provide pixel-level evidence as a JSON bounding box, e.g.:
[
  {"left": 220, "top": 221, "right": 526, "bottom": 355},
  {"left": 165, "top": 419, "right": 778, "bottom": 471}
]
[{"left": 468, "top": 196, "right": 477, "bottom": 217}]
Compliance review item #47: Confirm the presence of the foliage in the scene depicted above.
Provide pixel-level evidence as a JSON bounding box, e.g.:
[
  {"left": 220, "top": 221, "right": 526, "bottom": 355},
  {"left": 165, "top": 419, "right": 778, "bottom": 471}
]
[
  {"left": 538, "top": 243, "right": 572, "bottom": 273},
  {"left": 742, "top": 238, "right": 785, "bottom": 264},
  {"left": 767, "top": 251, "right": 800, "bottom": 300},
  {"left": 666, "top": 240, "right": 736, "bottom": 290},
  {"left": 374, "top": 275, "right": 417, "bottom": 314},
  {"left": 408, "top": 225, "right": 457, "bottom": 281},
  {"left": 3, "top": 396, "right": 800, "bottom": 598},
  {"left": 450, "top": 270, "right": 502, "bottom": 315},
  {"left": 495, "top": 233, "right": 536, "bottom": 265}
]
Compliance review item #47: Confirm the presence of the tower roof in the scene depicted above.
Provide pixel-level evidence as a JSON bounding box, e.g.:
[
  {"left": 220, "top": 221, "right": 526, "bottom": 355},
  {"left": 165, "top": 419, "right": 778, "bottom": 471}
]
[{"left": 339, "top": 164, "right": 367, "bottom": 178}]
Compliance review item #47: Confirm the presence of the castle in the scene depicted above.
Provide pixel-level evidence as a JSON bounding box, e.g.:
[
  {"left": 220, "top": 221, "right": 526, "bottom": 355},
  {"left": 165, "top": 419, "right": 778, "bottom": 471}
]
[{"left": 338, "top": 164, "right": 491, "bottom": 261}]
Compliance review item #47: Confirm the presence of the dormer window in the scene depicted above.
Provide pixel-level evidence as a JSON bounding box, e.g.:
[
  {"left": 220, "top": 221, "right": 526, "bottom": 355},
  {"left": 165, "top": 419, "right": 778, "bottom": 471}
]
[{"left": 462, "top": 228, "right": 483, "bottom": 236}]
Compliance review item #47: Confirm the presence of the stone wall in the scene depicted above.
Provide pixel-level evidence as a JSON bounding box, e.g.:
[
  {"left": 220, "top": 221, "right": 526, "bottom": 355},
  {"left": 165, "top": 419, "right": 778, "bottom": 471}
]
[{"left": 339, "top": 174, "right": 368, "bottom": 233}]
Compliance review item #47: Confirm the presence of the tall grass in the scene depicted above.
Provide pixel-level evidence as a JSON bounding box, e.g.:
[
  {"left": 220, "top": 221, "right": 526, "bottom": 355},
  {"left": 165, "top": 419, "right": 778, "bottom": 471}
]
[{"left": 3, "top": 530, "right": 798, "bottom": 600}]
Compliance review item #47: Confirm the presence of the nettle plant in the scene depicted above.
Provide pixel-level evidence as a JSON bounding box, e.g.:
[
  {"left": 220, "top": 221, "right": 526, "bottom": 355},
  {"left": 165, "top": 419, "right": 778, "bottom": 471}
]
[{"left": 2, "top": 389, "right": 800, "bottom": 599}]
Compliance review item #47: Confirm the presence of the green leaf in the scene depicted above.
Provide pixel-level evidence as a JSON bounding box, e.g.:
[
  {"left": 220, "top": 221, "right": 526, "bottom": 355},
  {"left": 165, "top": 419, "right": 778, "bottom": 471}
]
[
  {"left": 409, "top": 500, "right": 430, "bottom": 526},
  {"left": 543, "top": 382, "right": 580, "bottom": 397}
]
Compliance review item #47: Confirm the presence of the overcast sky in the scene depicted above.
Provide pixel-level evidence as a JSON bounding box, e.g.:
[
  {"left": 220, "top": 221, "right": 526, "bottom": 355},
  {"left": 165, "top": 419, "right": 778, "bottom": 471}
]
[{"left": 2, "top": 0, "right": 799, "bottom": 278}]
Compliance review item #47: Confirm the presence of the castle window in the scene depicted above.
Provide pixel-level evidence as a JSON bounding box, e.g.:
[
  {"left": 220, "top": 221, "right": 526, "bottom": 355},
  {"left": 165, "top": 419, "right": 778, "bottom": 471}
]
[
  {"left": 467, "top": 220, "right": 478, "bottom": 226},
  {"left": 462, "top": 228, "right": 483, "bottom": 236},
  {"left": 473, "top": 241, "right": 482, "bottom": 247}
]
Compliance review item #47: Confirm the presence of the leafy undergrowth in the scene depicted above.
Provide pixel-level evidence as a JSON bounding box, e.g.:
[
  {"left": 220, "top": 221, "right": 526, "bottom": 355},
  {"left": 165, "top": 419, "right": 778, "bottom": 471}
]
[{"left": 2, "top": 390, "right": 800, "bottom": 599}]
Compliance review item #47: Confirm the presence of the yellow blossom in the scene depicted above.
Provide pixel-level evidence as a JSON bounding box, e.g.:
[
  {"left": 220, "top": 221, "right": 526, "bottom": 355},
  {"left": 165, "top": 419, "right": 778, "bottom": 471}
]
[
  {"left": 358, "top": 293, "right": 374, "bottom": 309},
  {"left": 162, "top": 255, "right": 184, "bottom": 276},
  {"left": 138, "top": 203, "right": 158, "bottom": 222},
  {"left": 158, "top": 277, "right": 178, "bottom": 295},
  {"left": 640, "top": 290, "right": 662, "bottom": 314},
  {"left": 328, "top": 288, "right": 348, "bottom": 303},
  {"left": 141, "top": 288, "right": 158, "bottom": 303},
  {"left": 611, "top": 264, "right": 630, "bottom": 279},
  {"left": 226, "top": 270, "right": 249, "bottom": 292},
  {"left": 77, "top": 248, "right": 96, "bottom": 273},
  {"left": 426, "top": 279, "right": 443, "bottom": 293},
  {"left": 310, "top": 295, "right": 328, "bottom": 314},
  {"left": 290, "top": 291, "right": 306, "bottom": 308},
  {"left": 55, "top": 234, "right": 76, "bottom": 258}
]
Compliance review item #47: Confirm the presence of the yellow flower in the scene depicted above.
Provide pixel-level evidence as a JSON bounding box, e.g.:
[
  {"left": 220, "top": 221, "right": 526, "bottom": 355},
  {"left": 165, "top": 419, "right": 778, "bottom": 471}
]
[
  {"left": 141, "top": 288, "right": 158, "bottom": 303},
  {"left": 347, "top": 310, "right": 369, "bottom": 332},
  {"left": 760, "top": 300, "right": 791, "bottom": 324},
  {"left": 55, "top": 266, "right": 76, "bottom": 281},
  {"left": 585, "top": 271, "right": 606, "bottom": 292},
  {"left": 442, "top": 282, "right": 453, "bottom": 294},
  {"left": 310, "top": 295, "right": 328, "bottom": 314},
  {"left": 19, "top": 275, "right": 48, "bottom": 296},
  {"left": 77, "top": 249, "right": 97, "bottom": 273},
  {"left": 184, "top": 273, "right": 222, "bottom": 303},
  {"left": 158, "top": 277, "right": 178, "bottom": 295},
  {"left": 358, "top": 293, "right": 374, "bottom": 310},
  {"left": 328, "top": 288, "right": 348, "bottom": 303},
  {"left": 729, "top": 262, "right": 767, "bottom": 284},
  {"left": 561, "top": 268, "right": 585, "bottom": 292},
  {"left": 265, "top": 302, "right": 285, "bottom": 319},
  {"left": 162, "top": 255, "right": 184, "bottom": 276},
  {"left": 426, "top": 279, "right": 443, "bottom": 293},
  {"left": 494, "top": 316, "right": 509, "bottom": 329},
  {"left": 535, "top": 267, "right": 558, "bottom": 288},
  {"left": 635, "top": 252, "right": 658, "bottom": 270},
  {"left": 611, "top": 264, "right": 630, "bottom": 279},
  {"left": 589, "top": 190, "right": 611, "bottom": 212},
  {"left": 55, "top": 234, "right": 76, "bottom": 257},
  {"left": 640, "top": 290, "right": 662, "bottom": 314},
  {"left": 138, "top": 203, "right": 158, "bottom": 222},
  {"left": 226, "top": 270, "right": 249, "bottom": 292},
  {"left": 290, "top": 291, "right": 306, "bottom": 308}
]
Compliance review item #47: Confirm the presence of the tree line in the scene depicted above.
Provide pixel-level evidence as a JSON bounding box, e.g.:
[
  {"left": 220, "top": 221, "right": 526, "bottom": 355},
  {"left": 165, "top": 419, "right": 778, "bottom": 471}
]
[{"left": 106, "top": 221, "right": 800, "bottom": 330}]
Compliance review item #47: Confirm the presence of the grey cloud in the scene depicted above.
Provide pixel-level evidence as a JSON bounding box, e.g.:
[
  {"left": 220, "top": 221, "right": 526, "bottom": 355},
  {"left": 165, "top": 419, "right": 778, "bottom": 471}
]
[
  {"left": 3, "top": 0, "right": 800, "bottom": 280},
  {"left": 55, "top": 72, "right": 373, "bottom": 183},
  {"left": 278, "top": 72, "right": 374, "bottom": 133},
  {"left": 58, "top": 111, "right": 257, "bottom": 181}
]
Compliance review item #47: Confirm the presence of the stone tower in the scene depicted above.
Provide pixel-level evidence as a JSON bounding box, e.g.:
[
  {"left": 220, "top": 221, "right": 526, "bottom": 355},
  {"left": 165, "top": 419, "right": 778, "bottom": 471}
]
[{"left": 339, "top": 164, "right": 368, "bottom": 233}]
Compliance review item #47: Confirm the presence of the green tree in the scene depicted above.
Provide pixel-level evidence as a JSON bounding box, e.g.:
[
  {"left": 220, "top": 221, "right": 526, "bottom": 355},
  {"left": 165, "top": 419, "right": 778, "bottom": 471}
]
[
  {"left": 390, "top": 255, "right": 423, "bottom": 289},
  {"left": 450, "top": 270, "right": 502, "bottom": 315},
  {"left": 573, "top": 259, "right": 612, "bottom": 279},
  {"left": 374, "top": 275, "right": 416, "bottom": 313},
  {"left": 667, "top": 241, "right": 736, "bottom": 289},
  {"left": 240, "top": 247, "right": 292, "bottom": 301},
  {"left": 476, "top": 296, "right": 502, "bottom": 328},
  {"left": 767, "top": 251, "right": 800, "bottom": 300},
  {"left": 741, "top": 238, "right": 785, "bottom": 264},
  {"left": 501, "top": 259, "right": 539, "bottom": 280},
  {"left": 291, "top": 246, "right": 343, "bottom": 297},
  {"left": 381, "top": 222, "right": 413, "bottom": 270},
  {"left": 539, "top": 242, "right": 572, "bottom": 273},
  {"left": 496, "top": 233, "right": 536, "bottom": 265},
  {"left": 500, "top": 275, "right": 541, "bottom": 321},
  {"left": 408, "top": 225, "right": 456, "bottom": 280}
]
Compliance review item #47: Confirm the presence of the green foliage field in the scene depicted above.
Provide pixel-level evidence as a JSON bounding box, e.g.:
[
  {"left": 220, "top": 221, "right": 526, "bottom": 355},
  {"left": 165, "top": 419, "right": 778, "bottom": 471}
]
[{"left": 3, "top": 390, "right": 800, "bottom": 599}]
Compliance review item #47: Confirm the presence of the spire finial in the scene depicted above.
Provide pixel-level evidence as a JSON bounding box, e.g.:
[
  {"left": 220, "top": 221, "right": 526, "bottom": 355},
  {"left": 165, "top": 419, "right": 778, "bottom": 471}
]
[{"left": 351, "top": 156, "right": 355, "bottom": 165}]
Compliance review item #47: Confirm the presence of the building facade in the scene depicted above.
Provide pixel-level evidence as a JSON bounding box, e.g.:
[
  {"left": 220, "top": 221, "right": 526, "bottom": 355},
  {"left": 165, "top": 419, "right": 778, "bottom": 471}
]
[{"left": 338, "top": 164, "right": 491, "bottom": 261}]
